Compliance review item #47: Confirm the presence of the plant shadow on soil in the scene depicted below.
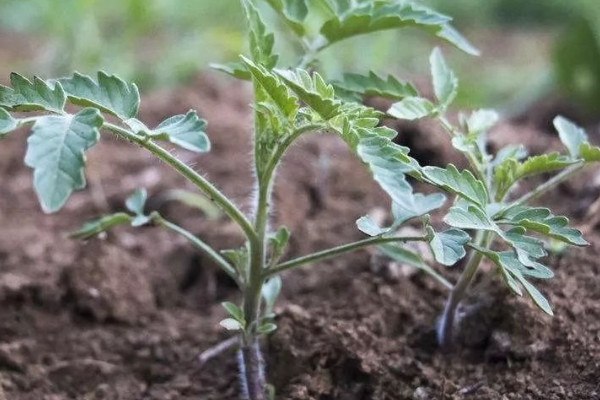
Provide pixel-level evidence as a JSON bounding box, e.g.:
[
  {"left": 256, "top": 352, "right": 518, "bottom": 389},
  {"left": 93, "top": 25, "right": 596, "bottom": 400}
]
[{"left": 0, "top": 76, "right": 599, "bottom": 399}]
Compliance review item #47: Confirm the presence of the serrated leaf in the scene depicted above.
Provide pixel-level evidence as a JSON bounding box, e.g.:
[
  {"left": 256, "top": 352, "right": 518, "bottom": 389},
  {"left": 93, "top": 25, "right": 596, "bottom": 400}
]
[
  {"left": 579, "top": 142, "right": 600, "bottom": 162},
  {"left": 262, "top": 276, "right": 282, "bottom": 317},
  {"left": 125, "top": 188, "right": 147, "bottom": 215},
  {"left": 0, "top": 109, "right": 18, "bottom": 137},
  {"left": 265, "top": 0, "right": 308, "bottom": 36},
  {"left": 503, "top": 227, "right": 547, "bottom": 260},
  {"left": 242, "top": 57, "right": 297, "bottom": 119},
  {"left": 222, "top": 302, "right": 245, "bottom": 324},
  {"left": 68, "top": 212, "right": 133, "bottom": 240},
  {"left": 428, "top": 227, "right": 470, "bottom": 266},
  {"left": 276, "top": 69, "right": 340, "bottom": 119},
  {"left": 430, "top": 48, "right": 457, "bottom": 108},
  {"left": 516, "top": 153, "right": 574, "bottom": 178},
  {"left": 502, "top": 207, "right": 588, "bottom": 246},
  {"left": 391, "top": 192, "right": 446, "bottom": 225},
  {"left": 210, "top": 62, "right": 251, "bottom": 80},
  {"left": 24, "top": 108, "right": 103, "bottom": 213},
  {"left": 423, "top": 164, "right": 488, "bottom": 207},
  {"left": 388, "top": 97, "right": 436, "bottom": 120},
  {"left": 356, "top": 135, "right": 421, "bottom": 206},
  {"left": 241, "top": 0, "right": 278, "bottom": 68},
  {"left": 472, "top": 246, "right": 523, "bottom": 296},
  {"left": 333, "top": 71, "right": 417, "bottom": 100},
  {"left": 497, "top": 250, "right": 554, "bottom": 280},
  {"left": 149, "top": 111, "right": 210, "bottom": 153},
  {"left": 553, "top": 115, "right": 588, "bottom": 159},
  {"left": 319, "top": 1, "right": 478, "bottom": 55},
  {"left": 59, "top": 72, "right": 139, "bottom": 120},
  {"left": 220, "top": 318, "right": 243, "bottom": 331},
  {"left": 444, "top": 205, "right": 498, "bottom": 231},
  {"left": 0, "top": 73, "right": 65, "bottom": 113},
  {"left": 379, "top": 243, "right": 452, "bottom": 289}
]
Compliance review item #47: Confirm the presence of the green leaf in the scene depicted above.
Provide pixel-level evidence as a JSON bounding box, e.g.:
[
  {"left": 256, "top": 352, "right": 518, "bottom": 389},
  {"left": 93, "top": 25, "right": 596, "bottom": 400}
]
[
  {"left": 430, "top": 48, "right": 457, "bottom": 108},
  {"left": 59, "top": 72, "right": 139, "bottom": 120},
  {"left": 150, "top": 111, "right": 210, "bottom": 153},
  {"left": 0, "top": 73, "right": 65, "bottom": 113},
  {"left": 427, "top": 227, "right": 470, "bottom": 266},
  {"left": 579, "top": 142, "right": 600, "bottom": 162},
  {"left": 68, "top": 212, "right": 132, "bottom": 240},
  {"left": 257, "top": 323, "right": 278, "bottom": 334},
  {"left": 379, "top": 243, "right": 452, "bottom": 289},
  {"left": 503, "top": 227, "right": 547, "bottom": 260},
  {"left": 24, "top": 108, "right": 103, "bottom": 213},
  {"left": 158, "top": 189, "right": 221, "bottom": 220},
  {"left": 268, "top": 226, "right": 290, "bottom": 265},
  {"left": 553, "top": 115, "right": 588, "bottom": 159},
  {"left": 222, "top": 302, "right": 245, "bottom": 324},
  {"left": 502, "top": 207, "right": 588, "bottom": 246},
  {"left": 265, "top": 0, "right": 308, "bottom": 36},
  {"left": 444, "top": 205, "right": 497, "bottom": 231},
  {"left": 387, "top": 97, "right": 436, "bottom": 120},
  {"left": 391, "top": 193, "right": 446, "bottom": 225},
  {"left": 465, "top": 109, "right": 499, "bottom": 135},
  {"left": 241, "top": 0, "right": 278, "bottom": 68},
  {"left": 356, "top": 135, "right": 420, "bottom": 206},
  {"left": 262, "top": 276, "right": 282, "bottom": 317},
  {"left": 514, "top": 273, "right": 553, "bottom": 315},
  {"left": 0, "top": 109, "right": 19, "bottom": 137},
  {"left": 276, "top": 69, "right": 340, "bottom": 119},
  {"left": 356, "top": 215, "right": 388, "bottom": 236},
  {"left": 242, "top": 57, "right": 298, "bottom": 119},
  {"left": 220, "top": 318, "right": 243, "bottom": 331},
  {"left": 333, "top": 71, "right": 417, "bottom": 100},
  {"left": 516, "top": 153, "right": 574, "bottom": 178},
  {"left": 125, "top": 188, "right": 147, "bottom": 215},
  {"left": 319, "top": 1, "right": 478, "bottom": 55},
  {"left": 210, "top": 62, "right": 251, "bottom": 80},
  {"left": 423, "top": 164, "right": 488, "bottom": 207}
]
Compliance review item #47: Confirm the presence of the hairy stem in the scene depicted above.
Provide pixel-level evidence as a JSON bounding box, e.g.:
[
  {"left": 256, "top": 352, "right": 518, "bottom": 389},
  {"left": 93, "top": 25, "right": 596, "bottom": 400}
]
[
  {"left": 437, "top": 231, "right": 493, "bottom": 349},
  {"left": 264, "top": 235, "right": 427, "bottom": 278},
  {"left": 103, "top": 123, "right": 257, "bottom": 243}
]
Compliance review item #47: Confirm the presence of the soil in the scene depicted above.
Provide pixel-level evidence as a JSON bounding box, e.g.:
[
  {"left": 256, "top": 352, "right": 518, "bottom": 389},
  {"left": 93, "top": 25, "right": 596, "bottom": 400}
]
[{"left": 0, "top": 74, "right": 599, "bottom": 400}]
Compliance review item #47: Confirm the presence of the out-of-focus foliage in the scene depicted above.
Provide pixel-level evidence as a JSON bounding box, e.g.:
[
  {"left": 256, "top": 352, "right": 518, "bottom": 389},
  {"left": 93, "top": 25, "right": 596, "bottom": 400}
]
[{"left": 0, "top": 0, "right": 598, "bottom": 111}]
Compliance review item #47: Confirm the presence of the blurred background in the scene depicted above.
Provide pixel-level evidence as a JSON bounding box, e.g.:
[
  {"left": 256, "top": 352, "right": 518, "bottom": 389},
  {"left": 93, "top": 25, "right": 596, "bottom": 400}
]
[{"left": 0, "top": 0, "right": 598, "bottom": 116}]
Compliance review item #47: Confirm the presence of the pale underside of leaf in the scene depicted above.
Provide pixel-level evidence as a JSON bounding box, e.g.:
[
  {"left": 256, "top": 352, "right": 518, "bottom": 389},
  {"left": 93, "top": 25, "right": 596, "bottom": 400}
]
[{"left": 0, "top": 73, "right": 65, "bottom": 113}]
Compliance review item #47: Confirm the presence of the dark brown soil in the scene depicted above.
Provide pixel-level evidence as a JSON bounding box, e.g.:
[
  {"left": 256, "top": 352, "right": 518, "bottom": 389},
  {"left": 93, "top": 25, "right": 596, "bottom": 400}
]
[{"left": 0, "top": 75, "right": 599, "bottom": 400}]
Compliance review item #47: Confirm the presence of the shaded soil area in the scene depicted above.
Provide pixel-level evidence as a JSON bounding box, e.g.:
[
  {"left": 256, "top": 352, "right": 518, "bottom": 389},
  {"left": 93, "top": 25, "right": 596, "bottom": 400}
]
[{"left": 0, "top": 75, "right": 599, "bottom": 400}]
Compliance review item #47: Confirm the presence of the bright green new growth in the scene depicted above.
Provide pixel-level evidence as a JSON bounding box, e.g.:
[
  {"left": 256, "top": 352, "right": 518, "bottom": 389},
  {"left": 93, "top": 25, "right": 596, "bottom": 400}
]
[{"left": 1, "top": 1, "right": 596, "bottom": 399}]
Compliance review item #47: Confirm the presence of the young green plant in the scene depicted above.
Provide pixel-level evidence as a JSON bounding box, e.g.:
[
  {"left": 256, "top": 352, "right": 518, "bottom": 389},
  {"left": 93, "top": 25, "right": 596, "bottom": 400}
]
[
  {"left": 0, "top": 0, "right": 515, "bottom": 398},
  {"left": 372, "top": 49, "right": 599, "bottom": 348}
]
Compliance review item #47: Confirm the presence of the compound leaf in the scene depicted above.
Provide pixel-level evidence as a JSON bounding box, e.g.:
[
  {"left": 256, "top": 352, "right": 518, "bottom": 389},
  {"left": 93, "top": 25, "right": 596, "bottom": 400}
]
[
  {"left": 0, "top": 73, "right": 65, "bottom": 113},
  {"left": 423, "top": 164, "right": 488, "bottom": 207},
  {"left": 553, "top": 115, "right": 587, "bottom": 159},
  {"left": 502, "top": 207, "right": 588, "bottom": 246},
  {"left": 388, "top": 97, "right": 436, "bottom": 120},
  {"left": 333, "top": 71, "right": 417, "bottom": 100},
  {"left": 59, "top": 72, "right": 139, "bottom": 120},
  {"left": 430, "top": 47, "right": 457, "bottom": 108},
  {"left": 427, "top": 227, "right": 470, "bottom": 266},
  {"left": 319, "top": 1, "right": 478, "bottom": 55},
  {"left": 24, "top": 108, "right": 103, "bottom": 213},
  {"left": 150, "top": 111, "right": 210, "bottom": 153}
]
